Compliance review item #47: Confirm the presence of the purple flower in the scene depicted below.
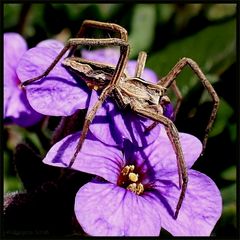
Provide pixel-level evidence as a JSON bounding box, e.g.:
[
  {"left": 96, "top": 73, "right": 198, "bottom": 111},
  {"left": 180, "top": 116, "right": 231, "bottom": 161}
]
[
  {"left": 43, "top": 129, "right": 222, "bottom": 236},
  {"left": 16, "top": 41, "right": 162, "bottom": 147},
  {"left": 4, "top": 33, "right": 43, "bottom": 127}
]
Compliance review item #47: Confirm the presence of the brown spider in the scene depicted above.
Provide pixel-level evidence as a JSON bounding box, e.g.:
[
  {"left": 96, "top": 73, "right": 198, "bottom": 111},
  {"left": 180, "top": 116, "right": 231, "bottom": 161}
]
[{"left": 20, "top": 20, "right": 219, "bottom": 219}]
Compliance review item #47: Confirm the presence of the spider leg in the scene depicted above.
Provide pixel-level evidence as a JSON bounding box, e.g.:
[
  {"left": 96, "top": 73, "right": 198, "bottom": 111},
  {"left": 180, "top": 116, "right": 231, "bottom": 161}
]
[
  {"left": 160, "top": 57, "right": 219, "bottom": 153},
  {"left": 144, "top": 81, "right": 182, "bottom": 132},
  {"left": 69, "top": 20, "right": 128, "bottom": 56},
  {"left": 20, "top": 20, "right": 128, "bottom": 88},
  {"left": 20, "top": 43, "right": 71, "bottom": 87},
  {"left": 132, "top": 106, "right": 188, "bottom": 219},
  {"left": 134, "top": 51, "right": 147, "bottom": 78},
  {"left": 75, "top": 20, "right": 128, "bottom": 41},
  {"left": 21, "top": 37, "right": 129, "bottom": 88},
  {"left": 68, "top": 39, "right": 130, "bottom": 168},
  {"left": 169, "top": 81, "right": 183, "bottom": 120},
  {"left": 68, "top": 84, "right": 114, "bottom": 168}
]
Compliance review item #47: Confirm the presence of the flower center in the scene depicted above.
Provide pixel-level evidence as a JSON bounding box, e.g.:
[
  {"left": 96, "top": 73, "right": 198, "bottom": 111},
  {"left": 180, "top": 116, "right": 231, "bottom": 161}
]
[{"left": 118, "top": 165, "right": 144, "bottom": 195}]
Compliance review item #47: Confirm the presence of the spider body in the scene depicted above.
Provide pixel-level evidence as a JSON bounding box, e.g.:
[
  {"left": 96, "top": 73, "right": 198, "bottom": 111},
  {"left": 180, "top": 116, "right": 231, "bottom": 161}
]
[
  {"left": 63, "top": 56, "right": 167, "bottom": 114},
  {"left": 20, "top": 20, "right": 219, "bottom": 219}
]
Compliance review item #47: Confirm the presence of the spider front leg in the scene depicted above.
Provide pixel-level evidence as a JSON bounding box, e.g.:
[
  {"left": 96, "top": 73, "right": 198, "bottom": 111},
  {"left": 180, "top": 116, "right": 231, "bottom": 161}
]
[
  {"left": 169, "top": 81, "right": 183, "bottom": 120},
  {"left": 133, "top": 52, "right": 182, "bottom": 132},
  {"left": 68, "top": 84, "right": 115, "bottom": 168},
  {"left": 144, "top": 80, "right": 183, "bottom": 133},
  {"left": 69, "top": 20, "right": 128, "bottom": 56},
  {"left": 132, "top": 106, "right": 188, "bottom": 219},
  {"left": 160, "top": 57, "right": 219, "bottom": 153},
  {"left": 68, "top": 39, "right": 130, "bottom": 168},
  {"left": 20, "top": 43, "right": 71, "bottom": 87},
  {"left": 20, "top": 19, "right": 128, "bottom": 88},
  {"left": 134, "top": 51, "right": 147, "bottom": 78},
  {"left": 21, "top": 37, "right": 128, "bottom": 87},
  {"left": 20, "top": 34, "right": 130, "bottom": 167}
]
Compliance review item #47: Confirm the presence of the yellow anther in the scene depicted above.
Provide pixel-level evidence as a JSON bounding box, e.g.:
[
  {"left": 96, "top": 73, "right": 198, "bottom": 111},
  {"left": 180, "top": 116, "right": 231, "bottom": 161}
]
[
  {"left": 126, "top": 183, "right": 136, "bottom": 192},
  {"left": 128, "top": 172, "right": 138, "bottom": 182},
  {"left": 136, "top": 183, "right": 144, "bottom": 195},
  {"left": 127, "top": 183, "right": 144, "bottom": 195},
  {"left": 93, "top": 85, "right": 99, "bottom": 91},
  {"left": 121, "top": 165, "right": 135, "bottom": 175}
]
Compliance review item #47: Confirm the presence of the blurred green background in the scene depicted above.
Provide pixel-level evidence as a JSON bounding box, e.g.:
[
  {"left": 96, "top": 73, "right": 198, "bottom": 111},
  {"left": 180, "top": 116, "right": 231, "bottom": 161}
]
[{"left": 3, "top": 3, "right": 237, "bottom": 237}]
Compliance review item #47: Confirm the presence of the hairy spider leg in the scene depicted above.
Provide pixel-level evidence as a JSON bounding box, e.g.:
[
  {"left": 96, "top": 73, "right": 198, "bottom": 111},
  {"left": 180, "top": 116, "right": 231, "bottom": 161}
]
[
  {"left": 20, "top": 20, "right": 128, "bottom": 87},
  {"left": 145, "top": 80, "right": 183, "bottom": 132},
  {"left": 159, "top": 57, "right": 219, "bottom": 154},
  {"left": 134, "top": 51, "right": 183, "bottom": 117},
  {"left": 134, "top": 51, "right": 147, "bottom": 78},
  {"left": 132, "top": 106, "right": 188, "bottom": 219},
  {"left": 69, "top": 20, "right": 128, "bottom": 57},
  {"left": 20, "top": 42, "right": 70, "bottom": 87},
  {"left": 68, "top": 39, "right": 130, "bottom": 168},
  {"left": 171, "top": 81, "right": 183, "bottom": 119},
  {"left": 20, "top": 38, "right": 130, "bottom": 168}
]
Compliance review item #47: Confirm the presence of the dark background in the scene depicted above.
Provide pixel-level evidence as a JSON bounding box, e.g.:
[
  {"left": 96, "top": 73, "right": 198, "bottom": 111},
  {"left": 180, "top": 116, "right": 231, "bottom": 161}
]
[{"left": 3, "top": 3, "right": 238, "bottom": 237}]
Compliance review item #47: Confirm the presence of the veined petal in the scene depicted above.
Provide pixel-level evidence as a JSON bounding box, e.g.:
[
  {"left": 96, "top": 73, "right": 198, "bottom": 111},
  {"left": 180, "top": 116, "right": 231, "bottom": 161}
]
[
  {"left": 4, "top": 32, "right": 43, "bottom": 126},
  {"left": 89, "top": 97, "right": 161, "bottom": 147},
  {"left": 43, "top": 132, "right": 124, "bottom": 184},
  {"left": 4, "top": 33, "right": 27, "bottom": 87},
  {"left": 36, "top": 39, "right": 66, "bottom": 51},
  {"left": 139, "top": 128, "right": 202, "bottom": 173},
  {"left": 147, "top": 170, "right": 222, "bottom": 236},
  {"left": 4, "top": 88, "right": 43, "bottom": 127},
  {"left": 17, "top": 40, "right": 90, "bottom": 116},
  {"left": 75, "top": 181, "right": 161, "bottom": 236}
]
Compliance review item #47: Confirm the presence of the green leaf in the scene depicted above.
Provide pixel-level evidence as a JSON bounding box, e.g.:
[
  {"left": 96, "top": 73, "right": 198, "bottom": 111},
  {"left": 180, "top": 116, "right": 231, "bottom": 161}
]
[
  {"left": 26, "top": 132, "right": 45, "bottom": 155},
  {"left": 157, "top": 4, "right": 175, "bottom": 23},
  {"left": 53, "top": 4, "right": 90, "bottom": 21},
  {"left": 228, "top": 123, "right": 237, "bottom": 142},
  {"left": 221, "top": 166, "right": 236, "bottom": 181},
  {"left": 205, "top": 4, "right": 236, "bottom": 21},
  {"left": 4, "top": 177, "right": 24, "bottom": 193},
  {"left": 97, "top": 4, "right": 122, "bottom": 20},
  {"left": 221, "top": 183, "right": 236, "bottom": 204},
  {"left": 129, "top": 4, "right": 156, "bottom": 58},
  {"left": 147, "top": 19, "right": 236, "bottom": 93},
  {"left": 209, "top": 98, "right": 234, "bottom": 137},
  {"left": 4, "top": 4, "right": 22, "bottom": 30}
]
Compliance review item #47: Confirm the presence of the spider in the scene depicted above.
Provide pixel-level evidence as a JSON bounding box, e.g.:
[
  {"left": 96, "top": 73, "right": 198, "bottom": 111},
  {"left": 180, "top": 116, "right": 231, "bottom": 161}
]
[{"left": 20, "top": 20, "right": 219, "bottom": 219}]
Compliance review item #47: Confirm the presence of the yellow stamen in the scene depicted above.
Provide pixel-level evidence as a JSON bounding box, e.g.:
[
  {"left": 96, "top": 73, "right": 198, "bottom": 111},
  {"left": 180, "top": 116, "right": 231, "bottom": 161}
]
[{"left": 129, "top": 172, "right": 138, "bottom": 182}]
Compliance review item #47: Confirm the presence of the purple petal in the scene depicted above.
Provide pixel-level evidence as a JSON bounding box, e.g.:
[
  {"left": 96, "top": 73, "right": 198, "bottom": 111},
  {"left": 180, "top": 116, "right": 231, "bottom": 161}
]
[
  {"left": 4, "top": 87, "right": 43, "bottom": 127},
  {"left": 163, "top": 103, "right": 175, "bottom": 120},
  {"left": 88, "top": 96, "right": 161, "bottom": 147},
  {"left": 82, "top": 48, "right": 160, "bottom": 147},
  {"left": 126, "top": 61, "right": 158, "bottom": 83},
  {"left": 43, "top": 131, "right": 124, "bottom": 184},
  {"left": 17, "top": 40, "right": 90, "bottom": 116},
  {"left": 81, "top": 48, "right": 119, "bottom": 65},
  {"left": 36, "top": 39, "right": 66, "bottom": 51},
  {"left": 75, "top": 181, "right": 161, "bottom": 236},
  {"left": 148, "top": 170, "right": 222, "bottom": 236},
  {"left": 4, "top": 33, "right": 27, "bottom": 87},
  {"left": 4, "top": 33, "right": 43, "bottom": 126},
  {"left": 138, "top": 128, "right": 202, "bottom": 173}
]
